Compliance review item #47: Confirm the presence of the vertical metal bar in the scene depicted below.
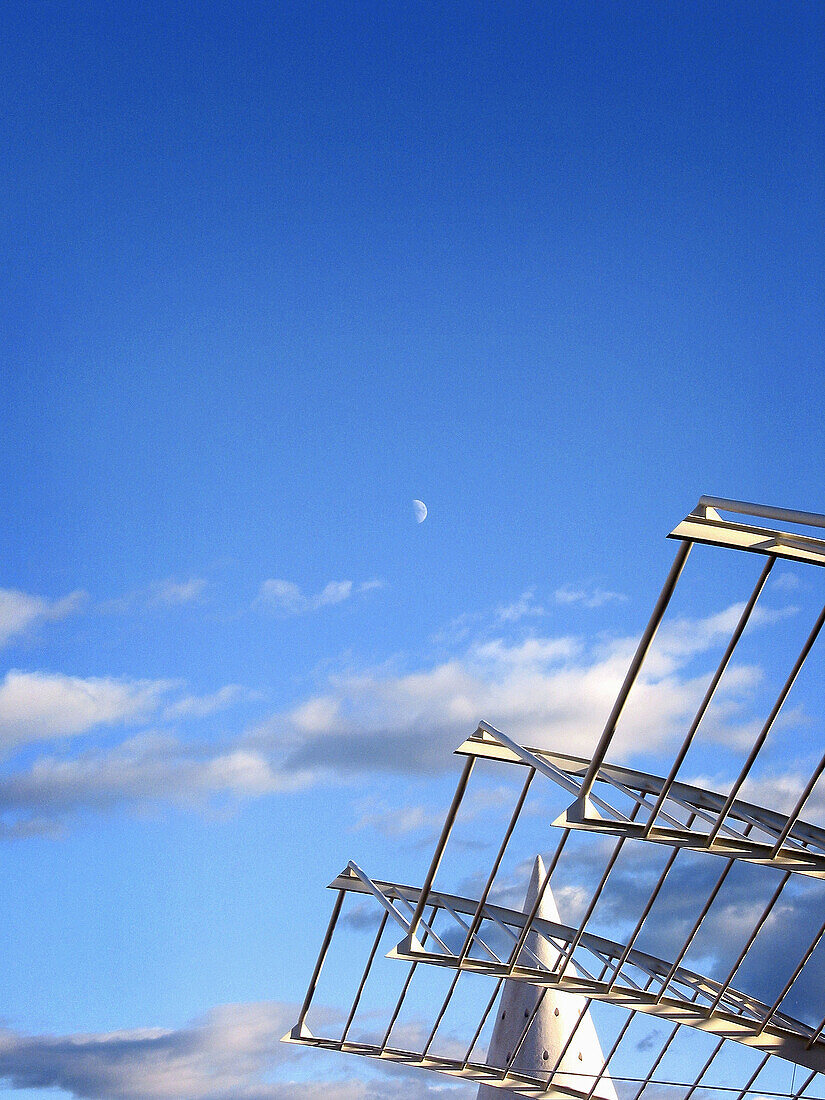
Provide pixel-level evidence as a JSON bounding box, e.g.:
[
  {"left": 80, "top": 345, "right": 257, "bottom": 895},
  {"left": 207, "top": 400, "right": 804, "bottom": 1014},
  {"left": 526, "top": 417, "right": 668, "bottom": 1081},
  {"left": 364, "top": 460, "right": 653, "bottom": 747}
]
[
  {"left": 769, "top": 750, "right": 825, "bottom": 857},
  {"left": 462, "top": 977, "right": 505, "bottom": 1068},
  {"left": 644, "top": 557, "right": 775, "bottom": 837},
  {"left": 730, "top": 1053, "right": 771, "bottom": 1100},
  {"left": 407, "top": 756, "right": 475, "bottom": 940},
  {"left": 708, "top": 602, "right": 825, "bottom": 846},
  {"left": 505, "top": 828, "right": 571, "bottom": 973},
  {"left": 295, "top": 889, "right": 345, "bottom": 1032},
  {"left": 380, "top": 905, "right": 438, "bottom": 1051},
  {"left": 421, "top": 968, "right": 461, "bottom": 1056},
  {"left": 555, "top": 810, "right": 640, "bottom": 978},
  {"left": 790, "top": 1069, "right": 816, "bottom": 1100},
  {"left": 457, "top": 767, "right": 535, "bottom": 965},
  {"left": 340, "top": 910, "right": 389, "bottom": 1043},
  {"left": 630, "top": 1023, "right": 680, "bottom": 1100},
  {"left": 579, "top": 540, "right": 692, "bottom": 801},
  {"left": 706, "top": 871, "right": 792, "bottom": 1016},
  {"left": 806, "top": 1004, "right": 825, "bottom": 1049},
  {"left": 606, "top": 833, "right": 686, "bottom": 993},
  {"left": 755, "top": 912, "right": 825, "bottom": 1036},
  {"left": 682, "top": 1037, "right": 726, "bottom": 1100},
  {"left": 654, "top": 859, "right": 735, "bottom": 1003},
  {"left": 584, "top": 1012, "right": 635, "bottom": 1100}
]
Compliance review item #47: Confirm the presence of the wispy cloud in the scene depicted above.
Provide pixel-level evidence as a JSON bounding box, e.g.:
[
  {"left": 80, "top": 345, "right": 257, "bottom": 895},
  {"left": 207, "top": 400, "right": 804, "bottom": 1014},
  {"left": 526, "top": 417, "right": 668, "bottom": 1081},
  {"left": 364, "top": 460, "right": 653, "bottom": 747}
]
[
  {"left": 0, "top": 733, "right": 303, "bottom": 838},
  {"left": 0, "top": 588, "right": 86, "bottom": 648},
  {"left": 100, "top": 577, "right": 208, "bottom": 613},
  {"left": 495, "top": 589, "right": 545, "bottom": 623},
  {"left": 0, "top": 671, "right": 175, "bottom": 755},
  {"left": 147, "top": 577, "right": 208, "bottom": 605},
  {"left": 554, "top": 585, "right": 628, "bottom": 609},
  {"left": 0, "top": 1002, "right": 460, "bottom": 1099},
  {"left": 772, "top": 570, "right": 801, "bottom": 592},
  {"left": 163, "top": 684, "right": 252, "bottom": 720},
  {"left": 352, "top": 785, "right": 514, "bottom": 840},
  {"left": 352, "top": 797, "right": 445, "bottom": 839},
  {"left": 257, "top": 579, "right": 384, "bottom": 615}
]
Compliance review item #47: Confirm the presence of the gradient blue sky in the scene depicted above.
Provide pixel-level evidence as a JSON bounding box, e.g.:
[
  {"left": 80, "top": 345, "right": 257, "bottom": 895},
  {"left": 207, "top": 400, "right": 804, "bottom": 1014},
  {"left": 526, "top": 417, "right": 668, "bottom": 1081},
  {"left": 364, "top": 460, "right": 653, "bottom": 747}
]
[{"left": 1, "top": 3, "right": 824, "bottom": 1098}]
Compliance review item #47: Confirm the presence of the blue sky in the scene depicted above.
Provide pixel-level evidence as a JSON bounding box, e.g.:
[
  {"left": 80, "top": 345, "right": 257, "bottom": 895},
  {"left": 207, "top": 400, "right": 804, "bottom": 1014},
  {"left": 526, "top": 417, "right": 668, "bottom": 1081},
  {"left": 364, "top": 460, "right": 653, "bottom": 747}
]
[{"left": 1, "top": 2, "right": 824, "bottom": 1097}]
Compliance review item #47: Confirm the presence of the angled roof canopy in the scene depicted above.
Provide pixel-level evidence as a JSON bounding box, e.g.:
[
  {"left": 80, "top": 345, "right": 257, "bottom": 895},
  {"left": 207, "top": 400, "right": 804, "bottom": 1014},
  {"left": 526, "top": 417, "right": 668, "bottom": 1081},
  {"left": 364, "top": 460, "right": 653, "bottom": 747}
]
[{"left": 285, "top": 497, "right": 825, "bottom": 1098}]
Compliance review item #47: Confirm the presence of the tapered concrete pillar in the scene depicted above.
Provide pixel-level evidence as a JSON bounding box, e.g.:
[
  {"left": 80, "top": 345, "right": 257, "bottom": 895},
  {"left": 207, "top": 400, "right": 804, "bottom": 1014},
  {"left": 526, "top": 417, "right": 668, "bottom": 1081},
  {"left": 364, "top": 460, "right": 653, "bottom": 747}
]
[{"left": 478, "top": 857, "right": 617, "bottom": 1100}]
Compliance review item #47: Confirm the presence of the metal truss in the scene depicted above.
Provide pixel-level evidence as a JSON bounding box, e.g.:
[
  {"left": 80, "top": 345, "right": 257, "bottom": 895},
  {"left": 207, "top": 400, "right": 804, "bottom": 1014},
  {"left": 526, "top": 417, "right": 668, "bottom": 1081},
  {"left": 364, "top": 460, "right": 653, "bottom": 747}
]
[
  {"left": 329, "top": 863, "right": 825, "bottom": 1072},
  {"left": 668, "top": 498, "right": 825, "bottom": 569},
  {"left": 286, "top": 497, "right": 825, "bottom": 1095},
  {"left": 567, "top": 499, "right": 825, "bottom": 850},
  {"left": 456, "top": 723, "right": 825, "bottom": 878},
  {"left": 285, "top": 866, "right": 825, "bottom": 1098}
]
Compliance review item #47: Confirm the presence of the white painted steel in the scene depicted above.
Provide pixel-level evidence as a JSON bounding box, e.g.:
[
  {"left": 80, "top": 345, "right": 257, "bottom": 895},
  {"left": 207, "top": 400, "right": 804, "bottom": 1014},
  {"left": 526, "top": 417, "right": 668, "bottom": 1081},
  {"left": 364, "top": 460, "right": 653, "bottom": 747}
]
[{"left": 478, "top": 857, "right": 617, "bottom": 1100}]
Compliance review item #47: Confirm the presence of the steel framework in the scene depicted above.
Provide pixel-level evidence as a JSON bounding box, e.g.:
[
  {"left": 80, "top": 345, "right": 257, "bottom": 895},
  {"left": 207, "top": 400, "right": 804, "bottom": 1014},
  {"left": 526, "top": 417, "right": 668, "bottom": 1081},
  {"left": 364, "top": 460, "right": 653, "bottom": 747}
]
[{"left": 285, "top": 497, "right": 825, "bottom": 1098}]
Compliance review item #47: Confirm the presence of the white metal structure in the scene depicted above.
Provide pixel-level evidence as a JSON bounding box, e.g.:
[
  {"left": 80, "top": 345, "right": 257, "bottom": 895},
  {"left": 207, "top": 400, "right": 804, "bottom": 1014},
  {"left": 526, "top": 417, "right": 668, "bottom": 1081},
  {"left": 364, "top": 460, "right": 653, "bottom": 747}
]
[
  {"left": 285, "top": 498, "right": 825, "bottom": 1098},
  {"left": 477, "top": 858, "right": 618, "bottom": 1100}
]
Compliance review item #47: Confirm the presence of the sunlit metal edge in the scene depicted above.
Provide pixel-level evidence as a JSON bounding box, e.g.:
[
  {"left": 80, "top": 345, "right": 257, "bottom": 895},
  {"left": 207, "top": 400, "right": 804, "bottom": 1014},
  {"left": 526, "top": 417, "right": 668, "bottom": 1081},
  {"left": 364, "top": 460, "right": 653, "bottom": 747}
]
[
  {"left": 454, "top": 727, "right": 825, "bottom": 877},
  {"left": 667, "top": 496, "right": 825, "bottom": 566},
  {"left": 328, "top": 868, "right": 825, "bottom": 1072},
  {"left": 281, "top": 1031, "right": 592, "bottom": 1099}
]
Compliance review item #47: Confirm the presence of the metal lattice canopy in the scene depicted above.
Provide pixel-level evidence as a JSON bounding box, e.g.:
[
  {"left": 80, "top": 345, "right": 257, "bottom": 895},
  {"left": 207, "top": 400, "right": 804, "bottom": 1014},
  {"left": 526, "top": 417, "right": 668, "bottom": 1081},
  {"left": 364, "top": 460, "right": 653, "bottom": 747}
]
[{"left": 284, "top": 497, "right": 825, "bottom": 1099}]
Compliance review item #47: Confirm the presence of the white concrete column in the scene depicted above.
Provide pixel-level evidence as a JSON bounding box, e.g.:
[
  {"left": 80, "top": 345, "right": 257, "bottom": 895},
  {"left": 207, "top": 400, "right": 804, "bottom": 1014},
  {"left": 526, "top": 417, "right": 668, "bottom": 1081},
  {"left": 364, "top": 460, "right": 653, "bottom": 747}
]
[{"left": 478, "top": 856, "right": 617, "bottom": 1100}]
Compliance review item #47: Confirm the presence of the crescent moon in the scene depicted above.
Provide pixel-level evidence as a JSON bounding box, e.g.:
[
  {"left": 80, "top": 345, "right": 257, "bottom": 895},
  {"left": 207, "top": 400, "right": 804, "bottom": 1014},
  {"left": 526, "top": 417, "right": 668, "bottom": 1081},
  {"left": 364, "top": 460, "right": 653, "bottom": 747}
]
[{"left": 413, "top": 499, "right": 427, "bottom": 523}]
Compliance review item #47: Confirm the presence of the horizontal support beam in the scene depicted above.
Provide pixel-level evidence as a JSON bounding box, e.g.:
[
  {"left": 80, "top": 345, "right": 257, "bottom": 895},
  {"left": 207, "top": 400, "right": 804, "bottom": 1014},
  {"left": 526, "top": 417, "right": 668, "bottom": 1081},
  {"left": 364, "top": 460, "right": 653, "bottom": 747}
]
[
  {"left": 390, "top": 942, "right": 825, "bottom": 1071},
  {"left": 668, "top": 499, "right": 825, "bottom": 567},
  {"left": 284, "top": 1025, "right": 825, "bottom": 1096},
  {"left": 328, "top": 866, "right": 824, "bottom": 1072},
  {"left": 455, "top": 726, "right": 825, "bottom": 877},
  {"left": 282, "top": 1032, "right": 592, "bottom": 1099}
]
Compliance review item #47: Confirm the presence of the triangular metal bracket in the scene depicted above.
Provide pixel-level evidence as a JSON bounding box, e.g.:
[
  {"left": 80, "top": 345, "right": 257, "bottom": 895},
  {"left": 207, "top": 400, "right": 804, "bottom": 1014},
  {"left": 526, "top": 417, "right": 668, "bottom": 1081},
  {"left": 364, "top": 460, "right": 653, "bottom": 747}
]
[
  {"left": 282, "top": 1022, "right": 315, "bottom": 1043},
  {"left": 553, "top": 796, "right": 605, "bottom": 829},
  {"left": 393, "top": 932, "right": 426, "bottom": 958}
]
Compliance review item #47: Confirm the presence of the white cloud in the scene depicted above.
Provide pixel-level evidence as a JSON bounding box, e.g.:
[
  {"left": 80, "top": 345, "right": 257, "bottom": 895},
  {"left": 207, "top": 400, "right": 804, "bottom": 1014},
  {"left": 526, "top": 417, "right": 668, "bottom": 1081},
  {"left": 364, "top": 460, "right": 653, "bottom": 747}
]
[
  {"left": 495, "top": 589, "right": 545, "bottom": 623},
  {"left": 316, "top": 580, "right": 354, "bottom": 607},
  {"left": 256, "top": 601, "right": 779, "bottom": 780},
  {"left": 0, "top": 600, "right": 794, "bottom": 836},
  {"left": 554, "top": 585, "right": 628, "bottom": 609},
  {"left": 257, "top": 578, "right": 383, "bottom": 615},
  {"left": 0, "top": 671, "right": 175, "bottom": 755},
  {"left": 0, "top": 733, "right": 305, "bottom": 837},
  {"left": 0, "top": 1002, "right": 462, "bottom": 1099},
  {"left": 148, "top": 577, "right": 207, "bottom": 605},
  {"left": 0, "top": 588, "right": 86, "bottom": 648},
  {"left": 164, "top": 684, "right": 250, "bottom": 720}
]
